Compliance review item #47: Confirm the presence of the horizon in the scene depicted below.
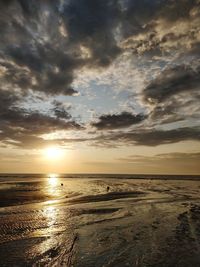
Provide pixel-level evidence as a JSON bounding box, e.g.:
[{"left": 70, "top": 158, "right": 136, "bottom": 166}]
[{"left": 0, "top": 172, "right": 200, "bottom": 177}]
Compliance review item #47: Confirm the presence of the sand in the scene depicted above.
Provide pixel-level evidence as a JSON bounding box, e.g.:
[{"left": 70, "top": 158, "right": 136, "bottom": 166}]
[{"left": 0, "top": 175, "right": 199, "bottom": 266}]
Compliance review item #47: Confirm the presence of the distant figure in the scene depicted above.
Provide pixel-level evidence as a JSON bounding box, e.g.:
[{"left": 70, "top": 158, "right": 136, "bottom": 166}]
[
  {"left": 107, "top": 186, "right": 110, "bottom": 192},
  {"left": 61, "top": 183, "right": 63, "bottom": 186}
]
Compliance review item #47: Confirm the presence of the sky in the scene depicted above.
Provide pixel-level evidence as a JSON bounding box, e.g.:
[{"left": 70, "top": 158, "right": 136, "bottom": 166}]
[{"left": 0, "top": 0, "right": 200, "bottom": 174}]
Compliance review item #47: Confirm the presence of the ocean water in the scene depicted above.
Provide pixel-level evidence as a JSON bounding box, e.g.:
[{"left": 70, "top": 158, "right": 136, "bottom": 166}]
[{"left": 0, "top": 174, "right": 200, "bottom": 267}]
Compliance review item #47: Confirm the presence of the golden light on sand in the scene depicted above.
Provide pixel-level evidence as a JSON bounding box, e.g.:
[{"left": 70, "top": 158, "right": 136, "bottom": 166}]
[{"left": 43, "top": 146, "right": 64, "bottom": 160}]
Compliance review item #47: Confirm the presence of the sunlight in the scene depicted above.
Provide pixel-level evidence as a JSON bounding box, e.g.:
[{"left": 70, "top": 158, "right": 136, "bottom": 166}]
[
  {"left": 43, "top": 146, "right": 64, "bottom": 160},
  {"left": 47, "top": 173, "right": 61, "bottom": 196},
  {"left": 48, "top": 173, "right": 59, "bottom": 186},
  {"left": 44, "top": 206, "right": 57, "bottom": 227}
]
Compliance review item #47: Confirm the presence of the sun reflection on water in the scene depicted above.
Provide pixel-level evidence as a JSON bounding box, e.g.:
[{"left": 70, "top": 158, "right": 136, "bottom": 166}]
[
  {"left": 47, "top": 173, "right": 60, "bottom": 197},
  {"left": 48, "top": 173, "right": 59, "bottom": 186},
  {"left": 44, "top": 206, "right": 57, "bottom": 227}
]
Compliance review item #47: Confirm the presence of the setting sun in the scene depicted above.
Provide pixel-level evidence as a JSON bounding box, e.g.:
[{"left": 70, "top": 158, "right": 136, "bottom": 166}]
[{"left": 44, "top": 146, "right": 64, "bottom": 160}]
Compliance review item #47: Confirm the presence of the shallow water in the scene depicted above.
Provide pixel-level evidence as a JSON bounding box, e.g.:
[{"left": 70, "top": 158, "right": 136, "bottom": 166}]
[{"left": 0, "top": 174, "right": 200, "bottom": 266}]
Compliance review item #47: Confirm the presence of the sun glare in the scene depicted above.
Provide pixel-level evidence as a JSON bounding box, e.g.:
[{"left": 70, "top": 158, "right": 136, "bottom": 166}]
[
  {"left": 48, "top": 173, "right": 59, "bottom": 186},
  {"left": 44, "top": 146, "right": 64, "bottom": 160}
]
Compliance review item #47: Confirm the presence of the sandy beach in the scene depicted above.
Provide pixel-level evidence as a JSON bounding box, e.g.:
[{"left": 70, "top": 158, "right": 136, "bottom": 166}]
[{"left": 0, "top": 175, "right": 200, "bottom": 266}]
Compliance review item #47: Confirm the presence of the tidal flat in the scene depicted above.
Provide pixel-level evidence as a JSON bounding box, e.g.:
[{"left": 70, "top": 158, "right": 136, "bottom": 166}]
[{"left": 0, "top": 174, "right": 200, "bottom": 267}]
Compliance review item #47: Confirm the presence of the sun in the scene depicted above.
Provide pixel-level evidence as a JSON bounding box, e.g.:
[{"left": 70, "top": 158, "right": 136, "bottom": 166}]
[{"left": 44, "top": 146, "right": 64, "bottom": 160}]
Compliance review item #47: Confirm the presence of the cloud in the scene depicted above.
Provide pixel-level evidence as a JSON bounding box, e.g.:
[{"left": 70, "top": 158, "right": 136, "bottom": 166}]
[
  {"left": 62, "top": 0, "right": 121, "bottom": 66},
  {"left": 0, "top": 0, "right": 200, "bottom": 150},
  {"left": 122, "top": 0, "right": 200, "bottom": 57},
  {"left": 149, "top": 101, "right": 185, "bottom": 125},
  {"left": 0, "top": 89, "right": 82, "bottom": 148},
  {"left": 1, "top": 0, "right": 200, "bottom": 98},
  {"left": 0, "top": 1, "right": 81, "bottom": 96},
  {"left": 117, "top": 152, "right": 200, "bottom": 173},
  {"left": 140, "top": 62, "right": 200, "bottom": 128},
  {"left": 51, "top": 100, "right": 72, "bottom": 120},
  {"left": 156, "top": 152, "right": 200, "bottom": 160},
  {"left": 0, "top": 89, "right": 20, "bottom": 108},
  {"left": 118, "top": 152, "right": 200, "bottom": 162},
  {"left": 91, "top": 112, "right": 147, "bottom": 130},
  {"left": 143, "top": 65, "right": 200, "bottom": 104},
  {"left": 0, "top": 0, "right": 122, "bottom": 98},
  {"left": 4, "top": 44, "right": 80, "bottom": 96},
  {"left": 93, "top": 127, "right": 200, "bottom": 146}
]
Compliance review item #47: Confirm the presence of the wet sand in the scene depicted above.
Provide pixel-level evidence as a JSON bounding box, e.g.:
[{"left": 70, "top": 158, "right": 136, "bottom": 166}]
[{"left": 0, "top": 175, "right": 200, "bottom": 266}]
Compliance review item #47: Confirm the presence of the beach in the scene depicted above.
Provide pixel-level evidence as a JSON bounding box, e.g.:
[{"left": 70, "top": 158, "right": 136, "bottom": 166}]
[{"left": 0, "top": 174, "right": 200, "bottom": 266}]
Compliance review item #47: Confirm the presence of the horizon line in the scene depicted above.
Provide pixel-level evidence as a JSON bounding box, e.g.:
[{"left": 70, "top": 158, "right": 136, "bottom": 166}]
[{"left": 0, "top": 172, "right": 200, "bottom": 176}]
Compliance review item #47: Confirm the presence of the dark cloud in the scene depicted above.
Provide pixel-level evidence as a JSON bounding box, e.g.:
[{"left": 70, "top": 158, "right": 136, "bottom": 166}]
[
  {"left": 158, "top": 0, "right": 198, "bottom": 22},
  {"left": 148, "top": 98, "right": 187, "bottom": 125},
  {"left": 62, "top": 0, "right": 121, "bottom": 66},
  {"left": 94, "top": 127, "right": 200, "bottom": 146},
  {"left": 122, "top": 0, "right": 200, "bottom": 57},
  {"left": 0, "top": 0, "right": 122, "bottom": 97},
  {"left": 1, "top": 0, "right": 200, "bottom": 96},
  {"left": 52, "top": 100, "right": 72, "bottom": 120},
  {"left": 0, "top": 89, "right": 82, "bottom": 148},
  {"left": 7, "top": 45, "right": 43, "bottom": 72},
  {"left": 0, "top": 89, "right": 20, "bottom": 108},
  {"left": 0, "top": 1, "right": 81, "bottom": 96},
  {"left": 4, "top": 44, "right": 80, "bottom": 96},
  {"left": 91, "top": 112, "right": 147, "bottom": 130},
  {"left": 143, "top": 65, "right": 200, "bottom": 104}
]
